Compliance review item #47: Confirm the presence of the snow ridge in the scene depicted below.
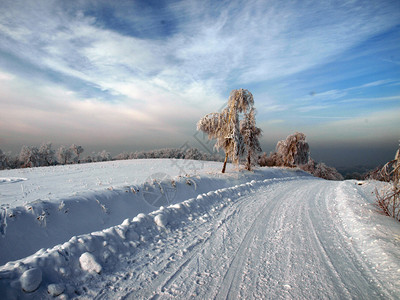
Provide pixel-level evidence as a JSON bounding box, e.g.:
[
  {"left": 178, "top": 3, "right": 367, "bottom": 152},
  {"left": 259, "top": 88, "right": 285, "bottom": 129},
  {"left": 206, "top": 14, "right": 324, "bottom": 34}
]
[{"left": 0, "top": 166, "right": 309, "bottom": 265}]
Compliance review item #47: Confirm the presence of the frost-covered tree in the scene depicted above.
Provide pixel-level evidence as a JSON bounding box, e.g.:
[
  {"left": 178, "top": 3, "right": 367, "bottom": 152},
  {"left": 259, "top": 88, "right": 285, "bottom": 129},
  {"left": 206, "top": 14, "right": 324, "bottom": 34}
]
[
  {"left": 99, "top": 150, "right": 112, "bottom": 161},
  {"left": 197, "top": 89, "right": 255, "bottom": 173},
  {"left": 240, "top": 108, "right": 262, "bottom": 171},
  {"left": 89, "top": 150, "right": 112, "bottom": 162},
  {"left": 38, "top": 142, "right": 55, "bottom": 166},
  {"left": 0, "top": 149, "right": 7, "bottom": 169},
  {"left": 1, "top": 151, "right": 18, "bottom": 169},
  {"left": 114, "top": 152, "right": 130, "bottom": 161},
  {"left": 275, "top": 132, "right": 310, "bottom": 167},
  {"left": 19, "top": 146, "right": 39, "bottom": 168},
  {"left": 70, "top": 144, "right": 84, "bottom": 163},
  {"left": 57, "top": 146, "right": 73, "bottom": 165}
]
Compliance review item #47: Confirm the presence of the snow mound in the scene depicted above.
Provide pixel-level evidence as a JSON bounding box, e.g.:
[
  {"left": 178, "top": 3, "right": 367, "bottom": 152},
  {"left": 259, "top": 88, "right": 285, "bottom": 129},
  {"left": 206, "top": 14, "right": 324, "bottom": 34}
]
[
  {"left": 47, "top": 283, "right": 65, "bottom": 297},
  {"left": 0, "top": 177, "right": 27, "bottom": 184},
  {"left": 79, "top": 252, "right": 102, "bottom": 274},
  {"left": 20, "top": 268, "right": 42, "bottom": 293},
  {"left": 154, "top": 213, "right": 168, "bottom": 228}
]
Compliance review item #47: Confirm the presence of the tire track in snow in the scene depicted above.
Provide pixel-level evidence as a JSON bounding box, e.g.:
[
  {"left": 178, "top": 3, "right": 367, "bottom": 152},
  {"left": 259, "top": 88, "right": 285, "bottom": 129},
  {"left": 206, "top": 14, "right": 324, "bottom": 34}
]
[
  {"left": 157, "top": 205, "right": 243, "bottom": 296},
  {"left": 307, "top": 183, "right": 393, "bottom": 299},
  {"left": 94, "top": 178, "right": 397, "bottom": 299},
  {"left": 119, "top": 192, "right": 254, "bottom": 299},
  {"left": 213, "top": 188, "right": 279, "bottom": 300}
]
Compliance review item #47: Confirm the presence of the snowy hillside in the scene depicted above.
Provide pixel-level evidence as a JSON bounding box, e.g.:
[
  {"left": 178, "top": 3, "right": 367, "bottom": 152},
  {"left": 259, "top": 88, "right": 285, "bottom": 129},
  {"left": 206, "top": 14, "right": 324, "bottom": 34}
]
[{"left": 0, "top": 159, "right": 399, "bottom": 299}]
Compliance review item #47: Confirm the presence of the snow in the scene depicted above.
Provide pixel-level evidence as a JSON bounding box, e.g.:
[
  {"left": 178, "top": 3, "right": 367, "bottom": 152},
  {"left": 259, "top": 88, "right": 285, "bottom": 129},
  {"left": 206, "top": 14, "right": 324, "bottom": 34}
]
[
  {"left": 0, "top": 178, "right": 27, "bottom": 184},
  {"left": 79, "top": 252, "right": 102, "bottom": 274},
  {"left": 0, "top": 159, "right": 220, "bottom": 207},
  {"left": 0, "top": 159, "right": 305, "bottom": 264},
  {"left": 47, "top": 283, "right": 65, "bottom": 297},
  {"left": 20, "top": 268, "right": 42, "bottom": 293},
  {"left": 154, "top": 213, "right": 169, "bottom": 228},
  {"left": 336, "top": 180, "right": 400, "bottom": 287},
  {"left": 0, "top": 159, "right": 399, "bottom": 299}
]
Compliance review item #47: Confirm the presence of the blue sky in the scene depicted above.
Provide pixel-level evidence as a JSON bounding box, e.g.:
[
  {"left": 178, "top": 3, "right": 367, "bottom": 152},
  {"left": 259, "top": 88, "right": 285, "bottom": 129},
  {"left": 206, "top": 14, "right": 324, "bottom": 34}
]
[{"left": 0, "top": 0, "right": 399, "bottom": 167}]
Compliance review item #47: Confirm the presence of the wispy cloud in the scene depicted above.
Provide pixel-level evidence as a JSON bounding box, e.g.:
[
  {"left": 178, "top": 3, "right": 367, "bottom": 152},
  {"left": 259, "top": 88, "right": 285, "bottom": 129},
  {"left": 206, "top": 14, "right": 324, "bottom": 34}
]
[
  {"left": 297, "top": 79, "right": 400, "bottom": 103},
  {"left": 339, "top": 95, "right": 400, "bottom": 104},
  {"left": 1, "top": 0, "right": 399, "bottom": 97}
]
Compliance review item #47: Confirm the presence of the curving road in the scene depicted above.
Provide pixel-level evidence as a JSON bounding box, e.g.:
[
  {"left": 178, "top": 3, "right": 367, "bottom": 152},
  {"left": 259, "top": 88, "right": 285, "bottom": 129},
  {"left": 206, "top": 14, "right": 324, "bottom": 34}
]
[{"left": 91, "top": 179, "right": 397, "bottom": 299}]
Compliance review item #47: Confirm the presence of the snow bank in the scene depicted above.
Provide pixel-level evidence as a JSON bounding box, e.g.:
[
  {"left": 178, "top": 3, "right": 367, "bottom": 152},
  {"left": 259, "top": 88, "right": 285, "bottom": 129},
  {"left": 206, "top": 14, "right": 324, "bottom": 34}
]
[
  {"left": 335, "top": 180, "right": 400, "bottom": 291},
  {"left": 0, "top": 175, "right": 312, "bottom": 298},
  {"left": 0, "top": 159, "right": 309, "bottom": 264}
]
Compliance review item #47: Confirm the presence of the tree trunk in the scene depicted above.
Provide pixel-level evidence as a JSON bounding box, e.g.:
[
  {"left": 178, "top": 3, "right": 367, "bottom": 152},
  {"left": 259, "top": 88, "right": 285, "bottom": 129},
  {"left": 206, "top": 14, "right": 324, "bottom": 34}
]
[
  {"left": 222, "top": 152, "right": 229, "bottom": 173},
  {"left": 246, "top": 151, "right": 252, "bottom": 171}
]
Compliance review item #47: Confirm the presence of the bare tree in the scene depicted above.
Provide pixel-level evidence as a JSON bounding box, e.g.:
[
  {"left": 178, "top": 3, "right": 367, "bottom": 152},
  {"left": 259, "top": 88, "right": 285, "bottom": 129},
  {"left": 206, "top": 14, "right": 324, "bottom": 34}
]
[
  {"left": 197, "top": 89, "right": 255, "bottom": 173},
  {"left": 240, "top": 108, "right": 262, "bottom": 171}
]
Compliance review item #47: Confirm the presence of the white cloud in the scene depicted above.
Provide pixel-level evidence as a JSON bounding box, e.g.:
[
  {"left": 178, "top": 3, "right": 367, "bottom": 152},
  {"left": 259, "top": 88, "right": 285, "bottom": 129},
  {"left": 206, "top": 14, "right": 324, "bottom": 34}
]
[
  {"left": 1, "top": 0, "right": 398, "bottom": 99},
  {"left": 339, "top": 95, "right": 400, "bottom": 104}
]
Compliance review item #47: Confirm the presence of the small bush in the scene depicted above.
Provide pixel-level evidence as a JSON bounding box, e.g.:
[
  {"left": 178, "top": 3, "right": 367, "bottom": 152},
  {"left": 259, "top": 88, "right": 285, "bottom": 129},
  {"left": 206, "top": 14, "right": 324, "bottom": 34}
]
[{"left": 375, "top": 147, "right": 400, "bottom": 221}]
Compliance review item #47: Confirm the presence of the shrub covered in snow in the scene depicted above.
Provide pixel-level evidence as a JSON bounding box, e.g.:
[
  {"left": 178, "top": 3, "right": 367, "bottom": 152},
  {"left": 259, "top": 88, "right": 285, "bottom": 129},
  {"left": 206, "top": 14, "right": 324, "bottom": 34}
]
[
  {"left": 375, "top": 147, "right": 400, "bottom": 221},
  {"left": 275, "top": 132, "right": 310, "bottom": 167},
  {"left": 259, "top": 133, "right": 343, "bottom": 181},
  {"left": 301, "top": 159, "right": 343, "bottom": 181}
]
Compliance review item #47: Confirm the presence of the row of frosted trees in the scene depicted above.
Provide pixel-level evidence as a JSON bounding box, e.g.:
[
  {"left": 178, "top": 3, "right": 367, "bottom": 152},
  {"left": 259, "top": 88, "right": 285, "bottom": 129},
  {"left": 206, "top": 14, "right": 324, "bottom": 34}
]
[
  {"left": 0, "top": 145, "right": 221, "bottom": 170},
  {"left": 0, "top": 144, "right": 113, "bottom": 169}
]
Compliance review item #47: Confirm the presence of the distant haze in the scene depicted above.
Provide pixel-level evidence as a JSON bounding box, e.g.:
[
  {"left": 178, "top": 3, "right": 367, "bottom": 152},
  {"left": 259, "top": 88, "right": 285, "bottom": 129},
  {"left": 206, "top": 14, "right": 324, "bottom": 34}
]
[{"left": 1, "top": 137, "right": 397, "bottom": 171}]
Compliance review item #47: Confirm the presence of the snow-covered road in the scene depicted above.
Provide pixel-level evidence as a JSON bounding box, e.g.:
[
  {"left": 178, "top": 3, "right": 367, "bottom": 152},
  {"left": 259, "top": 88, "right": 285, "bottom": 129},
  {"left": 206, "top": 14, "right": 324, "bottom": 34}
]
[
  {"left": 87, "top": 179, "right": 398, "bottom": 300},
  {"left": 1, "top": 161, "right": 399, "bottom": 299}
]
